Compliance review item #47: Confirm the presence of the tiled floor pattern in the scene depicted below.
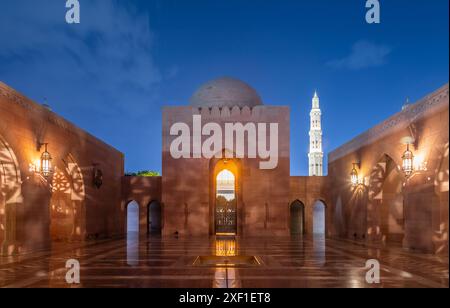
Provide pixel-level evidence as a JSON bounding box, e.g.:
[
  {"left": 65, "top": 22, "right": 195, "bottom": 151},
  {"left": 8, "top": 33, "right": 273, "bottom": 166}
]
[{"left": 0, "top": 235, "right": 448, "bottom": 288}]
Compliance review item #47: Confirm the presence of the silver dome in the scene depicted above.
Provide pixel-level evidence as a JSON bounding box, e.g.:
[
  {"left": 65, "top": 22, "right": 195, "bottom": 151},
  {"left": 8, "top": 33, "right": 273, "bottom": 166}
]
[{"left": 190, "top": 77, "right": 263, "bottom": 108}]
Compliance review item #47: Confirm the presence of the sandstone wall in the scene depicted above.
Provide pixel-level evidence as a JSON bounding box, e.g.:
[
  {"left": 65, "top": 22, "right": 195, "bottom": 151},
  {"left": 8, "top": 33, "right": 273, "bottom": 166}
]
[
  {"left": 0, "top": 82, "right": 124, "bottom": 255},
  {"left": 328, "top": 84, "right": 449, "bottom": 254}
]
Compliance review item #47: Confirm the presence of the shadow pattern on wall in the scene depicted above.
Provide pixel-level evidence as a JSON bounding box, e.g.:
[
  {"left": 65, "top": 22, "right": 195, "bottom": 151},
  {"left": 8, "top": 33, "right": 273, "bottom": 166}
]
[
  {"left": 0, "top": 136, "right": 22, "bottom": 255},
  {"left": 367, "top": 154, "right": 404, "bottom": 244}
]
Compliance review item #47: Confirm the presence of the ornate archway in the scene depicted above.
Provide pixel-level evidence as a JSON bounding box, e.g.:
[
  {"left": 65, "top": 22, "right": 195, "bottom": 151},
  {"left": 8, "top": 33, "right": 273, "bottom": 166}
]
[
  {"left": 215, "top": 169, "right": 237, "bottom": 235},
  {"left": 212, "top": 158, "right": 240, "bottom": 236}
]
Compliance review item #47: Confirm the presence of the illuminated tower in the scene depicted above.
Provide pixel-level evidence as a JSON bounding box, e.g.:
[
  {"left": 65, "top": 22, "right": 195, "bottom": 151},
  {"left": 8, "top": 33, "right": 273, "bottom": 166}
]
[{"left": 308, "top": 91, "right": 324, "bottom": 176}]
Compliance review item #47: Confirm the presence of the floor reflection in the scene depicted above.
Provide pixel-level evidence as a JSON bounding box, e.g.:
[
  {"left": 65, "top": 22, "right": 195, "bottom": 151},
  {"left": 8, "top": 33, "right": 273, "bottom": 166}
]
[
  {"left": 215, "top": 238, "right": 237, "bottom": 256},
  {"left": 312, "top": 235, "right": 326, "bottom": 266},
  {"left": 213, "top": 267, "right": 242, "bottom": 288},
  {"left": 213, "top": 237, "right": 243, "bottom": 288},
  {"left": 126, "top": 232, "right": 139, "bottom": 266},
  {"left": 0, "top": 236, "right": 448, "bottom": 288}
]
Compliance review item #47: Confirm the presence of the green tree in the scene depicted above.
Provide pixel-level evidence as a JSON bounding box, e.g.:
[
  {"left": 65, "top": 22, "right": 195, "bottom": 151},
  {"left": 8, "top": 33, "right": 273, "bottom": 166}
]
[{"left": 125, "top": 170, "right": 161, "bottom": 177}]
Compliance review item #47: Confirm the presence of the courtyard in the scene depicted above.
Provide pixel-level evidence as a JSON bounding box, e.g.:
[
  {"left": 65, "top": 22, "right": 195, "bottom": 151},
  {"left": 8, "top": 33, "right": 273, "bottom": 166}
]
[
  {"left": 1, "top": 235, "right": 448, "bottom": 288},
  {"left": 0, "top": 1, "right": 448, "bottom": 292}
]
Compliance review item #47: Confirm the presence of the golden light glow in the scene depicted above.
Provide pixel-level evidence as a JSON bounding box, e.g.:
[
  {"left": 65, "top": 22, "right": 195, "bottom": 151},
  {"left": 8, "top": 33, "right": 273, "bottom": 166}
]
[
  {"left": 413, "top": 153, "right": 428, "bottom": 172},
  {"left": 350, "top": 163, "right": 359, "bottom": 187},
  {"left": 214, "top": 160, "right": 238, "bottom": 236},
  {"left": 216, "top": 169, "right": 235, "bottom": 201},
  {"left": 29, "top": 159, "right": 41, "bottom": 173},
  {"left": 29, "top": 144, "right": 53, "bottom": 179},
  {"left": 216, "top": 169, "right": 235, "bottom": 186},
  {"left": 215, "top": 239, "right": 237, "bottom": 257}
]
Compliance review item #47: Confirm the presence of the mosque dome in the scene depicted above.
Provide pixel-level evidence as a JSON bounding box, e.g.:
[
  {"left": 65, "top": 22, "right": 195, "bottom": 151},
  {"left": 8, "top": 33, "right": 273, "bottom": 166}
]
[{"left": 190, "top": 77, "right": 263, "bottom": 108}]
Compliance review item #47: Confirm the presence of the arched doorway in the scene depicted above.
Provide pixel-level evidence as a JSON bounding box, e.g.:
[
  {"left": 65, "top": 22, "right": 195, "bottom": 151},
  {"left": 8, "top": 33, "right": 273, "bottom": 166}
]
[
  {"left": 313, "top": 201, "right": 326, "bottom": 235},
  {"left": 126, "top": 201, "right": 139, "bottom": 235},
  {"left": 215, "top": 168, "right": 237, "bottom": 235},
  {"left": 290, "top": 200, "right": 305, "bottom": 235},
  {"left": 369, "top": 155, "right": 405, "bottom": 244},
  {"left": 148, "top": 201, "right": 161, "bottom": 235}
]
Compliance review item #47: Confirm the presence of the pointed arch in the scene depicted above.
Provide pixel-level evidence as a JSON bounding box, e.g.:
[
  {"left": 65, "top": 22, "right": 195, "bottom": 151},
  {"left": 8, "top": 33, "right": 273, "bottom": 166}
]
[
  {"left": 147, "top": 200, "right": 162, "bottom": 235},
  {"left": 313, "top": 200, "right": 327, "bottom": 235},
  {"left": 290, "top": 200, "right": 305, "bottom": 235},
  {"left": 126, "top": 200, "right": 139, "bottom": 234},
  {"left": 214, "top": 161, "right": 238, "bottom": 235},
  {"left": 209, "top": 151, "right": 243, "bottom": 236}
]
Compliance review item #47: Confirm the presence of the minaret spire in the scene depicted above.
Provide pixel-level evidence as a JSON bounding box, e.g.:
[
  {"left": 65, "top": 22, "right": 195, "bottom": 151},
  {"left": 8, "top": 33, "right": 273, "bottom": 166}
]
[
  {"left": 312, "top": 90, "right": 320, "bottom": 109},
  {"left": 308, "top": 90, "right": 324, "bottom": 176}
]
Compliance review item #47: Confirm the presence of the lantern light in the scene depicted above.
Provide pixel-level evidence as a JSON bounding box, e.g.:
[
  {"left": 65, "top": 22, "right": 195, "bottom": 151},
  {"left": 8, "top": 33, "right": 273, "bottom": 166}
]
[
  {"left": 402, "top": 143, "right": 414, "bottom": 177},
  {"left": 350, "top": 163, "right": 359, "bottom": 187},
  {"left": 40, "top": 143, "right": 52, "bottom": 178}
]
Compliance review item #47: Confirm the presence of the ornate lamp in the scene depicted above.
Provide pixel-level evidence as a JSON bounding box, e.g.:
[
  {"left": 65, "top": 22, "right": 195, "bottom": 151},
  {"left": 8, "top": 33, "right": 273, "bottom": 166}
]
[
  {"left": 402, "top": 143, "right": 414, "bottom": 177},
  {"left": 40, "top": 143, "right": 52, "bottom": 178},
  {"left": 93, "top": 164, "right": 103, "bottom": 189},
  {"left": 350, "top": 163, "right": 359, "bottom": 187}
]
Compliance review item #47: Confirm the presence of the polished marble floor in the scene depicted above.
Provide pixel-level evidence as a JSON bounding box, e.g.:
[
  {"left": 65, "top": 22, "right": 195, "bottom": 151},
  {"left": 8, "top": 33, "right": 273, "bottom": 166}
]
[{"left": 0, "top": 234, "right": 448, "bottom": 288}]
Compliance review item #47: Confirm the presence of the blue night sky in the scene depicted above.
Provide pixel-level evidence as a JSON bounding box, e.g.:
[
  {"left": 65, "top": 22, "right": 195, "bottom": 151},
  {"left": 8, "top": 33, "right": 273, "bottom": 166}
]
[{"left": 0, "top": 0, "right": 448, "bottom": 175}]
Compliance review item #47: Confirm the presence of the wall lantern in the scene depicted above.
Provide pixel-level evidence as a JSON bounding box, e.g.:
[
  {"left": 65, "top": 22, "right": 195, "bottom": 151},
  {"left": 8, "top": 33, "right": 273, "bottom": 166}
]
[
  {"left": 30, "top": 142, "right": 53, "bottom": 179},
  {"left": 402, "top": 143, "right": 414, "bottom": 177},
  {"left": 350, "top": 163, "right": 360, "bottom": 187},
  {"left": 39, "top": 143, "right": 53, "bottom": 178},
  {"left": 93, "top": 163, "right": 103, "bottom": 189}
]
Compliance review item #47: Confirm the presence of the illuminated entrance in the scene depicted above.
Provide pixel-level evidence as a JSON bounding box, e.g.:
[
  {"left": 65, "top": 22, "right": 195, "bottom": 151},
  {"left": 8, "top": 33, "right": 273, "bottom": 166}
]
[{"left": 215, "top": 169, "right": 237, "bottom": 235}]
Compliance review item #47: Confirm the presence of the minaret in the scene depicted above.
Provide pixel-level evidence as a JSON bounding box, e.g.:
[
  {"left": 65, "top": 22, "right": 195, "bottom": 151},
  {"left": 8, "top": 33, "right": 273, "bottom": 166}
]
[{"left": 308, "top": 91, "right": 324, "bottom": 176}]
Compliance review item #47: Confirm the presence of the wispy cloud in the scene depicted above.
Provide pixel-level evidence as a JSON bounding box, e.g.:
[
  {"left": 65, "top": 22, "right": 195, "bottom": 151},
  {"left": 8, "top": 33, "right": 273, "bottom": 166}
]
[
  {"left": 0, "top": 0, "right": 172, "bottom": 171},
  {"left": 327, "top": 40, "right": 392, "bottom": 70},
  {"left": 0, "top": 0, "right": 163, "bottom": 116}
]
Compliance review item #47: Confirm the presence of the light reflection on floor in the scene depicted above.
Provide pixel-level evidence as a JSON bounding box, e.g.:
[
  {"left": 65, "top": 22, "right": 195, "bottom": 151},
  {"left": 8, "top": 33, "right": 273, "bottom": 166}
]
[
  {"left": 126, "top": 232, "right": 139, "bottom": 267},
  {"left": 215, "top": 238, "right": 237, "bottom": 257},
  {"left": 213, "top": 238, "right": 240, "bottom": 288},
  {"left": 0, "top": 235, "right": 448, "bottom": 288},
  {"left": 312, "top": 235, "right": 326, "bottom": 266}
]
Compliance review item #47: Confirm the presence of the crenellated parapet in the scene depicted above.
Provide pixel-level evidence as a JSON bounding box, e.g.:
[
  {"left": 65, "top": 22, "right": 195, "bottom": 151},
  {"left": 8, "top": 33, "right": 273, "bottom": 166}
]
[{"left": 190, "top": 105, "right": 288, "bottom": 120}]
